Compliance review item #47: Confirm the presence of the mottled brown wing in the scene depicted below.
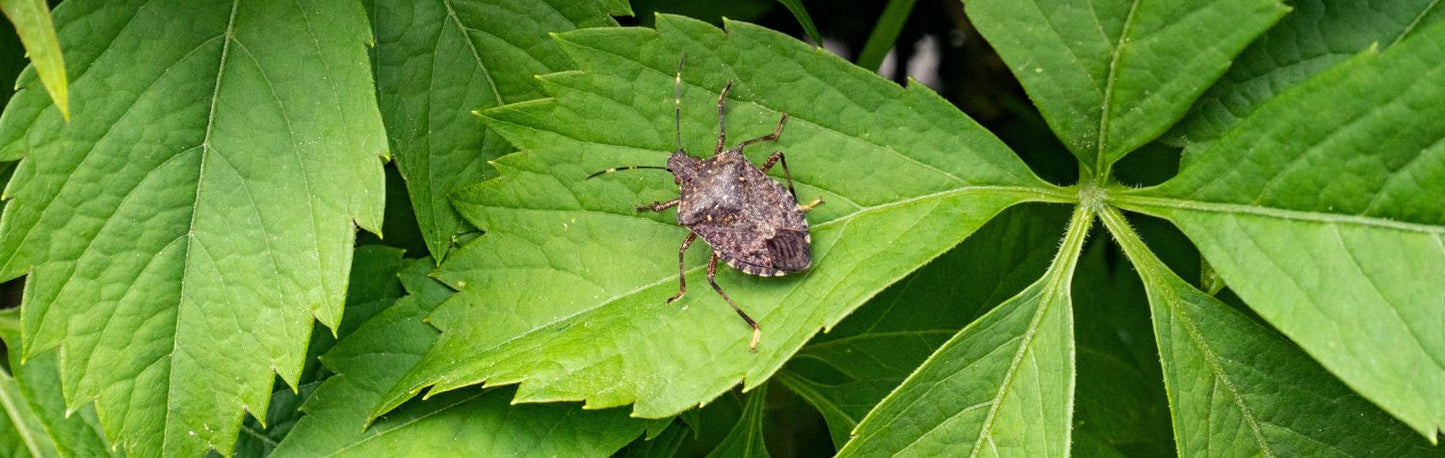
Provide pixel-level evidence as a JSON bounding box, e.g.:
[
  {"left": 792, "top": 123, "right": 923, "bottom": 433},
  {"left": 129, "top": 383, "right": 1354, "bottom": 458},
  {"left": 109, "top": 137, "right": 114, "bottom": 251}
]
[{"left": 692, "top": 168, "right": 812, "bottom": 276}]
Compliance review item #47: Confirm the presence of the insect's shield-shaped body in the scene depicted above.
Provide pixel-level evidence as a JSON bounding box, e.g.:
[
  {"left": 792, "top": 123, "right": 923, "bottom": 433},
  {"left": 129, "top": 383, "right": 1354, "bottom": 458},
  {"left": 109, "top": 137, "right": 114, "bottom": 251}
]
[{"left": 669, "top": 148, "right": 812, "bottom": 276}]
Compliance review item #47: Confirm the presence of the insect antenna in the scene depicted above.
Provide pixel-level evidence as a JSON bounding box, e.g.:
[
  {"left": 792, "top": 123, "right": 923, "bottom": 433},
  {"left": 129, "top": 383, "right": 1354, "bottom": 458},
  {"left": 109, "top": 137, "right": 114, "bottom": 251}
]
[
  {"left": 585, "top": 55, "right": 688, "bottom": 181},
  {"left": 585, "top": 165, "right": 671, "bottom": 180},
  {"left": 674, "top": 53, "right": 686, "bottom": 152}
]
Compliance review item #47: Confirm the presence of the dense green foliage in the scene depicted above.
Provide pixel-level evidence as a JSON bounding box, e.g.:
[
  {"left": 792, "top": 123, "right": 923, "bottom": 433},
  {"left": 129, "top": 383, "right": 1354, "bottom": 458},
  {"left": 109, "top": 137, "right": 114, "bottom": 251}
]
[{"left": 0, "top": 0, "right": 1441, "bottom": 456}]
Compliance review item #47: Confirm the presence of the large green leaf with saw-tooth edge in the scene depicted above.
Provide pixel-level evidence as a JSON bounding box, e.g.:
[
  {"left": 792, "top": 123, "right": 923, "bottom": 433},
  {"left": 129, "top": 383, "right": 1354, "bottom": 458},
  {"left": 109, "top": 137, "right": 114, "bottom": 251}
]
[
  {"left": 965, "top": 0, "right": 1287, "bottom": 174},
  {"left": 369, "top": 13, "right": 1059, "bottom": 423},
  {"left": 1116, "top": 18, "right": 1445, "bottom": 441},
  {"left": 0, "top": 1, "right": 387, "bottom": 455},
  {"left": 1101, "top": 208, "right": 1438, "bottom": 456},
  {"left": 371, "top": 0, "right": 628, "bottom": 261}
]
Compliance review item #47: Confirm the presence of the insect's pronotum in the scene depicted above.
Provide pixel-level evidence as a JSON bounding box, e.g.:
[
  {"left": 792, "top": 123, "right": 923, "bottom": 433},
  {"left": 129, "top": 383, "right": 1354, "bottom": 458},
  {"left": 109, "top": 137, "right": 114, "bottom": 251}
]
[{"left": 587, "top": 55, "right": 822, "bottom": 350}]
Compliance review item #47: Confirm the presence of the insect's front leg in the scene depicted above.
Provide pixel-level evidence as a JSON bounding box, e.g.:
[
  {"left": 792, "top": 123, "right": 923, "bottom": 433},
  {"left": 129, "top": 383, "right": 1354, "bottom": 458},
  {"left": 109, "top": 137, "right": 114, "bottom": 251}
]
[
  {"left": 637, "top": 198, "right": 680, "bottom": 213},
  {"left": 759, "top": 150, "right": 798, "bottom": 199},
  {"left": 715, "top": 81, "right": 735, "bottom": 155},
  {"left": 666, "top": 232, "right": 698, "bottom": 304},
  {"left": 736, "top": 114, "right": 788, "bottom": 150}
]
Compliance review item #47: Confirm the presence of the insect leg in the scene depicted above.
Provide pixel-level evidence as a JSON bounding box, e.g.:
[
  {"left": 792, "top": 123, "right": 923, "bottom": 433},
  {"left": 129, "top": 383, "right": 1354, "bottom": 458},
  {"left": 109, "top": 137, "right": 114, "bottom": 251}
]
[
  {"left": 707, "top": 252, "right": 761, "bottom": 350},
  {"left": 637, "top": 199, "right": 680, "bottom": 213},
  {"left": 736, "top": 113, "right": 788, "bottom": 150},
  {"left": 715, "top": 81, "right": 735, "bottom": 155},
  {"left": 666, "top": 232, "right": 698, "bottom": 305},
  {"left": 759, "top": 150, "right": 798, "bottom": 199},
  {"left": 799, "top": 197, "right": 824, "bottom": 212}
]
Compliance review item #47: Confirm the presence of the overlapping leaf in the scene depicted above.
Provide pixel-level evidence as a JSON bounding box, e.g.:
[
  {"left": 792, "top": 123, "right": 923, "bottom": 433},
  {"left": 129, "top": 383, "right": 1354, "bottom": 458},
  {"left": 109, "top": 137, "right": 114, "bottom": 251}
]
[
  {"left": 0, "top": 0, "right": 66, "bottom": 119},
  {"left": 839, "top": 206, "right": 1090, "bottom": 457},
  {"left": 273, "top": 259, "right": 649, "bottom": 456},
  {"left": 965, "top": 0, "right": 1287, "bottom": 172},
  {"left": 776, "top": 205, "right": 1068, "bottom": 447},
  {"left": 1102, "top": 209, "right": 1437, "bottom": 455},
  {"left": 0, "top": 1, "right": 387, "bottom": 455},
  {"left": 1118, "top": 19, "right": 1445, "bottom": 440},
  {"left": 0, "top": 310, "right": 110, "bottom": 458},
  {"left": 707, "top": 384, "right": 770, "bottom": 458},
  {"left": 371, "top": 14, "right": 1057, "bottom": 422},
  {"left": 1172, "top": 0, "right": 1445, "bottom": 146},
  {"left": 372, "top": 0, "right": 628, "bottom": 260}
]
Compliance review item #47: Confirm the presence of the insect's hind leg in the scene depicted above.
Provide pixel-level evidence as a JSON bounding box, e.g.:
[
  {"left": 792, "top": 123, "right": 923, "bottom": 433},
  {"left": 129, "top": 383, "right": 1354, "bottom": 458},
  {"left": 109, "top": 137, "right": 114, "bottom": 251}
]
[
  {"left": 666, "top": 232, "right": 698, "bottom": 305},
  {"left": 759, "top": 150, "right": 798, "bottom": 199},
  {"left": 707, "top": 252, "right": 761, "bottom": 351}
]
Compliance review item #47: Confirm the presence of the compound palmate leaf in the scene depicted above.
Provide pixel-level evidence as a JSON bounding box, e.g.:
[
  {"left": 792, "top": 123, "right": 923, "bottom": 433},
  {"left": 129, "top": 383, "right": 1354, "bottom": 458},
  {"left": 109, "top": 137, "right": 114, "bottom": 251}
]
[
  {"left": 1118, "top": 19, "right": 1445, "bottom": 441},
  {"left": 0, "top": 1, "right": 386, "bottom": 455},
  {"left": 371, "top": 14, "right": 1059, "bottom": 421}
]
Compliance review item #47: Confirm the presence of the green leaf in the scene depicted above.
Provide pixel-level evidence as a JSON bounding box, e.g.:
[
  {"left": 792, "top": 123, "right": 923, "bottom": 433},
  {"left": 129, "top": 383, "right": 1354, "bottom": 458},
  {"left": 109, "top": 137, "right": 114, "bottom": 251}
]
[
  {"left": 773, "top": 0, "right": 823, "bottom": 46},
  {"left": 0, "top": 0, "right": 66, "bottom": 120},
  {"left": 272, "top": 259, "right": 649, "bottom": 456},
  {"left": 965, "top": 0, "right": 1287, "bottom": 173},
  {"left": 369, "top": 13, "right": 1059, "bottom": 423},
  {"left": 0, "top": 310, "right": 111, "bottom": 458},
  {"left": 707, "top": 383, "right": 770, "bottom": 458},
  {"left": 1171, "top": 0, "right": 1445, "bottom": 147},
  {"left": 839, "top": 205, "right": 1091, "bottom": 457},
  {"left": 855, "top": 0, "right": 916, "bottom": 72},
  {"left": 1101, "top": 208, "right": 1440, "bottom": 455},
  {"left": 1117, "top": 19, "right": 1445, "bottom": 441},
  {"left": 372, "top": 0, "right": 621, "bottom": 260},
  {"left": 776, "top": 205, "right": 1069, "bottom": 448},
  {"left": 0, "top": 1, "right": 387, "bottom": 455}
]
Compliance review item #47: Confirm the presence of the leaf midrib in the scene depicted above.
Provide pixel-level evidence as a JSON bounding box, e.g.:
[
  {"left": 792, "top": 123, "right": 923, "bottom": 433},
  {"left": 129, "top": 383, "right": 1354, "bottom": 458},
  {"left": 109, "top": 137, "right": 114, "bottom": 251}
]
[
  {"left": 164, "top": 0, "right": 244, "bottom": 452},
  {"left": 1094, "top": 0, "right": 1143, "bottom": 176},
  {"left": 1114, "top": 194, "right": 1445, "bottom": 233},
  {"left": 1153, "top": 274, "right": 1276, "bottom": 456},
  {"left": 967, "top": 208, "right": 1088, "bottom": 457}
]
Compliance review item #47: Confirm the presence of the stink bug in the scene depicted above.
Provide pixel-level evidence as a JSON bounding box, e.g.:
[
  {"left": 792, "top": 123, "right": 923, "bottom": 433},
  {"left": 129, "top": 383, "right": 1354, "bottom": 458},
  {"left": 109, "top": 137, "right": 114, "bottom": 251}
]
[{"left": 587, "top": 56, "right": 822, "bottom": 350}]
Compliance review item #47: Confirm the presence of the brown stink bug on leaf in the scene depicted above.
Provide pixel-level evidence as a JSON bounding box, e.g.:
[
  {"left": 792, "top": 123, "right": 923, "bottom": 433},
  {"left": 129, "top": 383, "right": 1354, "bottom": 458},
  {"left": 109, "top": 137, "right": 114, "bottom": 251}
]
[{"left": 587, "top": 56, "right": 822, "bottom": 350}]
